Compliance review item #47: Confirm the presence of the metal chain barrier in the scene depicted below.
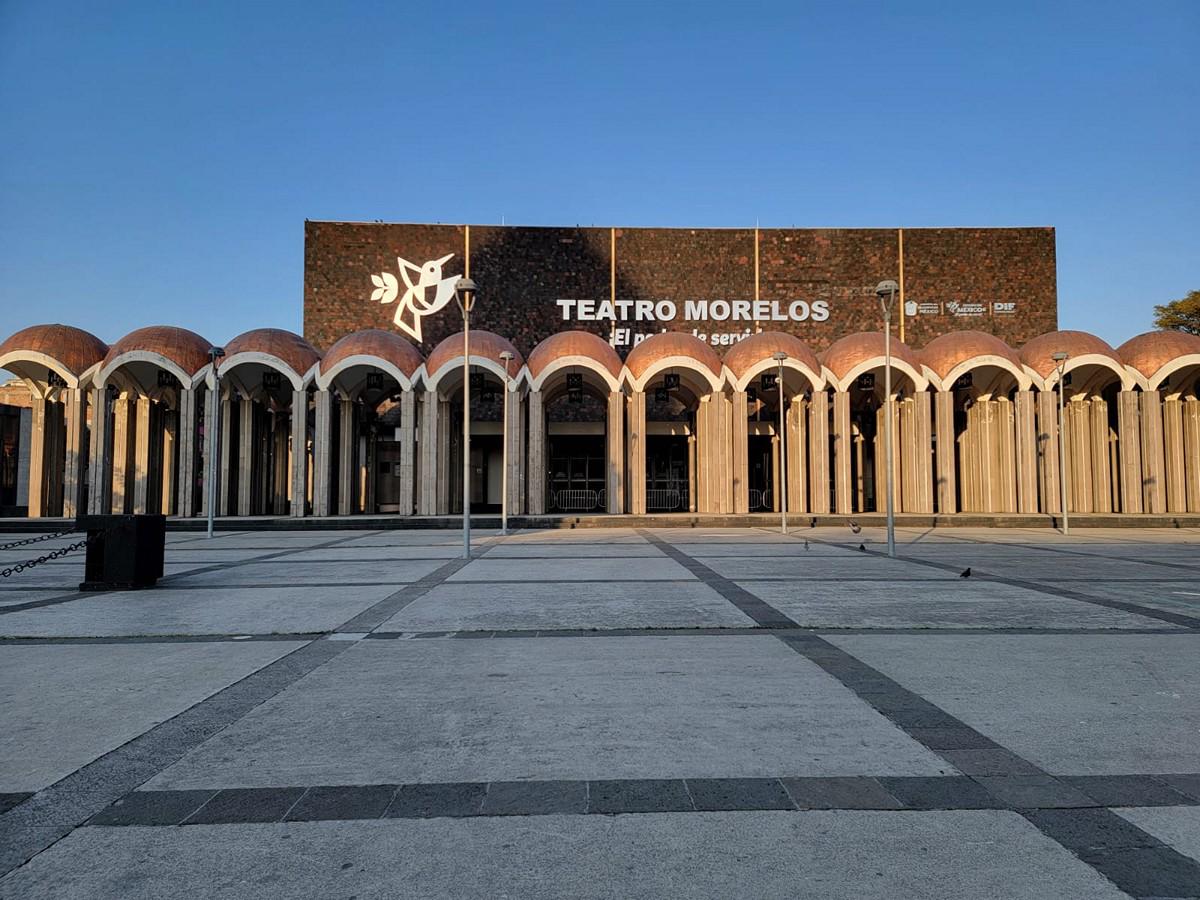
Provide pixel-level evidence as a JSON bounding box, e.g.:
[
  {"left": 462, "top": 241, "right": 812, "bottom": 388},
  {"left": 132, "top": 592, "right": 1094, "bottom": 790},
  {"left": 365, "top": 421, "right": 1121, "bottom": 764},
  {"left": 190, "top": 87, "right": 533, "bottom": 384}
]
[
  {"left": 0, "top": 527, "right": 77, "bottom": 553},
  {"left": 0, "top": 530, "right": 91, "bottom": 578}
]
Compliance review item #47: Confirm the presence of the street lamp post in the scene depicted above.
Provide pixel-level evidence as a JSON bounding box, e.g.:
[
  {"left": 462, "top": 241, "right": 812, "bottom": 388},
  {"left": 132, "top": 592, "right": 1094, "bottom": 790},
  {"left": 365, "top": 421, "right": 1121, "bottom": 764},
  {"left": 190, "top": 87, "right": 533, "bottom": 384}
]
[
  {"left": 206, "top": 346, "right": 225, "bottom": 538},
  {"left": 499, "top": 350, "right": 514, "bottom": 536},
  {"left": 1052, "top": 351, "right": 1070, "bottom": 535},
  {"left": 456, "top": 277, "right": 477, "bottom": 559},
  {"left": 875, "top": 280, "right": 898, "bottom": 559},
  {"left": 771, "top": 351, "right": 788, "bottom": 533}
]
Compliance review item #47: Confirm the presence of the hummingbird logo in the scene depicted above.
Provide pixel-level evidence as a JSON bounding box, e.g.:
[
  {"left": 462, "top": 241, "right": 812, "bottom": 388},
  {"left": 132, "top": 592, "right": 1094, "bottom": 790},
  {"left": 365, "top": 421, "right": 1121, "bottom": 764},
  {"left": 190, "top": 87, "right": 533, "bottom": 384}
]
[{"left": 369, "top": 253, "right": 458, "bottom": 342}]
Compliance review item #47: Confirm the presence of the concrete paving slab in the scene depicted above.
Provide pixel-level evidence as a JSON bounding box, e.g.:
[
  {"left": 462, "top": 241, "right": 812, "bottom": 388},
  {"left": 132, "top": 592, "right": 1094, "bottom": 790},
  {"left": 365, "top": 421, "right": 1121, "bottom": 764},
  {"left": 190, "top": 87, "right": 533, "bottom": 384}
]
[
  {"left": 447, "top": 557, "right": 695, "bottom": 582},
  {"left": 378, "top": 581, "right": 756, "bottom": 632},
  {"left": 697, "top": 554, "right": 954, "bottom": 580},
  {"left": 0, "top": 641, "right": 304, "bottom": 793},
  {"left": 1117, "top": 805, "right": 1200, "bottom": 863},
  {"left": 0, "top": 584, "right": 402, "bottom": 638},
  {"left": 169, "top": 558, "right": 446, "bottom": 586},
  {"left": 145, "top": 636, "right": 948, "bottom": 788},
  {"left": 0, "top": 810, "right": 1128, "bottom": 899},
  {"left": 484, "top": 543, "right": 666, "bottom": 558},
  {"left": 295, "top": 545, "right": 470, "bottom": 561},
  {"left": 669, "top": 543, "right": 851, "bottom": 557},
  {"left": 738, "top": 579, "right": 1172, "bottom": 629},
  {"left": 828, "top": 633, "right": 1200, "bottom": 774},
  {"left": 1039, "top": 579, "right": 1200, "bottom": 617}
]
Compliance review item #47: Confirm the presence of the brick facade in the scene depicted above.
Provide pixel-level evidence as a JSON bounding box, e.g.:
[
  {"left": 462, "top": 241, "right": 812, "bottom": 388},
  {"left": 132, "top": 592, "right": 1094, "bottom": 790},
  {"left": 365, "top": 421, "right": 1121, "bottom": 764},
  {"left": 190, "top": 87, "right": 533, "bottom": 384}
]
[{"left": 304, "top": 222, "right": 1057, "bottom": 357}]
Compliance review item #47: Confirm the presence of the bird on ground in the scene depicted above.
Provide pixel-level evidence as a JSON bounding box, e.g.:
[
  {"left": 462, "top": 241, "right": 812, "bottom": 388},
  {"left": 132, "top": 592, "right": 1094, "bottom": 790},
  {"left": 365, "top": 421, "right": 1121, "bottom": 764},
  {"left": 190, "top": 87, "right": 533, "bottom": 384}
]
[
  {"left": 960, "top": 567, "right": 972, "bottom": 578},
  {"left": 858, "top": 543, "right": 866, "bottom": 552},
  {"left": 848, "top": 520, "right": 862, "bottom": 534},
  {"left": 804, "top": 540, "right": 810, "bottom": 551}
]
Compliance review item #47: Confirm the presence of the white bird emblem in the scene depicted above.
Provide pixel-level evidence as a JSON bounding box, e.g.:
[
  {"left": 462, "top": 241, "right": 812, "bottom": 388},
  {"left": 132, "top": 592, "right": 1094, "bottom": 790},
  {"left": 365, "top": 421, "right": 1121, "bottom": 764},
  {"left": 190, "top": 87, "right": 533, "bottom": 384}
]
[{"left": 370, "top": 253, "right": 458, "bottom": 342}]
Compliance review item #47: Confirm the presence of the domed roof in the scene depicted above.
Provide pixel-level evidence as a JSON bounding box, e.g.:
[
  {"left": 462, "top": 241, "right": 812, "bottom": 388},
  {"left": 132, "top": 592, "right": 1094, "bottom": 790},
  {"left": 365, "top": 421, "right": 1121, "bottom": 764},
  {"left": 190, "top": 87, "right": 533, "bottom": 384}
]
[
  {"left": 0, "top": 324, "right": 108, "bottom": 377},
  {"left": 223, "top": 328, "right": 321, "bottom": 378},
  {"left": 721, "top": 331, "right": 822, "bottom": 381},
  {"left": 624, "top": 331, "right": 722, "bottom": 383},
  {"left": 425, "top": 330, "right": 523, "bottom": 376},
  {"left": 1115, "top": 330, "right": 1200, "bottom": 380},
  {"left": 102, "top": 326, "right": 211, "bottom": 378},
  {"left": 821, "top": 331, "right": 921, "bottom": 381},
  {"left": 1019, "top": 330, "right": 1120, "bottom": 378},
  {"left": 527, "top": 330, "right": 623, "bottom": 381},
  {"left": 920, "top": 330, "right": 1021, "bottom": 379},
  {"left": 319, "top": 329, "right": 424, "bottom": 379}
]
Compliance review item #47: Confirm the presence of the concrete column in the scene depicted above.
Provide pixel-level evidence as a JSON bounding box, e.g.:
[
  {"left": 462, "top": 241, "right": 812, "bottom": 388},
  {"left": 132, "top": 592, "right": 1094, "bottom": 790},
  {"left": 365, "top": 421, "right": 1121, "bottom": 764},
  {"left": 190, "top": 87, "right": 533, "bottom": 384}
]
[
  {"left": 1163, "top": 398, "right": 1187, "bottom": 513},
  {"left": 808, "top": 390, "right": 830, "bottom": 514},
  {"left": 1014, "top": 390, "right": 1038, "bottom": 514},
  {"left": 63, "top": 389, "right": 87, "bottom": 518},
  {"left": 290, "top": 390, "right": 308, "bottom": 517},
  {"left": 337, "top": 398, "right": 355, "bottom": 516},
  {"left": 716, "top": 394, "right": 733, "bottom": 514},
  {"left": 110, "top": 398, "right": 133, "bottom": 514},
  {"left": 909, "top": 391, "right": 934, "bottom": 514},
  {"left": 687, "top": 432, "right": 698, "bottom": 513},
  {"left": 272, "top": 415, "right": 288, "bottom": 514},
  {"left": 504, "top": 387, "right": 523, "bottom": 516},
  {"left": 1064, "top": 400, "right": 1088, "bottom": 512},
  {"left": 312, "top": 390, "right": 332, "bottom": 516},
  {"left": 1090, "top": 398, "right": 1112, "bottom": 513},
  {"left": 1139, "top": 390, "right": 1167, "bottom": 514},
  {"left": 527, "top": 390, "right": 546, "bottom": 515},
  {"left": 831, "top": 390, "right": 852, "bottom": 514},
  {"left": 236, "top": 399, "right": 253, "bottom": 516},
  {"left": 787, "top": 397, "right": 807, "bottom": 514},
  {"left": 1116, "top": 391, "right": 1143, "bottom": 514},
  {"left": 131, "top": 397, "right": 152, "bottom": 514},
  {"left": 1183, "top": 399, "right": 1200, "bottom": 512},
  {"left": 398, "top": 390, "right": 416, "bottom": 515},
  {"left": 417, "top": 391, "right": 438, "bottom": 515},
  {"left": 161, "top": 404, "right": 177, "bottom": 515},
  {"left": 627, "top": 391, "right": 646, "bottom": 515},
  {"left": 731, "top": 391, "right": 749, "bottom": 514},
  {"left": 218, "top": 396, "right": 232, "bottom": 516},
  {"left": 437, "top": 399, "right": 452, "bottom": 515},
  {"left": 27, "top": 394, "right": 47, "bottom": 517},
  {"left": 606, "top": 391, "right": 625, "bottom": 514},
  {"left": 1035, "top": 389, "right": 1060, "bottom": 514},
  {"left": 176, "top": 388, "right": 196, "bottom": 517},
  {"left": 694, "top": 398, "right": 709, "bottom": 513},
  {"left": 87, "top": 388, "right": 111, "bottom": 515}
]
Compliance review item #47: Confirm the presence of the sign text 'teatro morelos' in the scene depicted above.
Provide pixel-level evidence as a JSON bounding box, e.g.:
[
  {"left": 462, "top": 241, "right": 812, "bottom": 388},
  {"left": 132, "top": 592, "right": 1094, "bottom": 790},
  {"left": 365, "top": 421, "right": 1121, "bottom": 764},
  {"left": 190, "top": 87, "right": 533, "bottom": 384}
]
[{"left": 303, "top": 222, "right": 1058, "bottom": 355}]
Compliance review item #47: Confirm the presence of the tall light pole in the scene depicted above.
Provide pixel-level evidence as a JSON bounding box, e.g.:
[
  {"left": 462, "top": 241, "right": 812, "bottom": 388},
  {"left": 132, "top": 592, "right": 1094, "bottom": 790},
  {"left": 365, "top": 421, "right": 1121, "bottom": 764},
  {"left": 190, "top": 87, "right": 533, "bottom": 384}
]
[
  {"left": 456, "top": 277, "right": 477, "bottom": 559},
  {"left": 771, "top": 351, "right": 788, "bottom": 533},
  {"left": 205, "top": 346, "right": 225, "bottom": 538},
  {"left": 1052, "top": 351, "right": 1070, "bottom": 535},
  {"left": 499, "top": 350, "right": 514, "bottom": 536},
  {"left": 875, "top": 280, "right": 898, "bottom": 559}
]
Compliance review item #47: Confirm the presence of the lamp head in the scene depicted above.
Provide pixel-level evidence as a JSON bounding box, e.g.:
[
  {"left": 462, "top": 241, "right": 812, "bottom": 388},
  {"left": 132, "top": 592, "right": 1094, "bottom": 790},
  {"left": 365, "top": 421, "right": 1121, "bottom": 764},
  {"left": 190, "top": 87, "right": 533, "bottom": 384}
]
[
  {"left": 499, "top": 351, "right": 514, "bottom": 361},
  {"left": 455, "top": 277, "right": 477, "bottom": 313},
  {"left": 1051, "top": 352, "right": 1068, "bottom": 362},
  {"left": 771, "top": 351, "right": 788, "bottom": 362},
  {"left": 208, "top": 346, "right": 226, "bottom": 361},
  {"left": 875, "top": 280, "right": 899, "bottom": 299}
]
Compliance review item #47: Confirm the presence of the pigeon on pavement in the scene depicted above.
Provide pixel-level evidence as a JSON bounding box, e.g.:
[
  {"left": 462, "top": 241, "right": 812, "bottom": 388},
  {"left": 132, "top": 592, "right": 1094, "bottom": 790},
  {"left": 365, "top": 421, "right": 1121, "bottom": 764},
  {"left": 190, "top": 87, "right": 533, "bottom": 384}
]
[
  {"left": 848, "top": 520, "right": 862, "bottom": 534},
  {"left": 960, "top": 567, "right": 972, "bottom": 578},
  {"left": 858, "top": 543, "right": 866, "bottom": 552}
]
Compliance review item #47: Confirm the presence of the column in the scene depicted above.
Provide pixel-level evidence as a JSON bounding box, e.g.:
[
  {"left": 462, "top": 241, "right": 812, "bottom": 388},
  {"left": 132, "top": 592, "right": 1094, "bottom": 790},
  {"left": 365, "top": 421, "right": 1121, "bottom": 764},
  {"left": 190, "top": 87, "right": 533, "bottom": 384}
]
[
  {"left": 1139, "top": 390, "right": 1166, "bottom": 514},
  {"left": 417, "top": 390, "right": 438, "bottom": 515},
  {"left": 63, "top": 388, "right": 87, "bottom": 518},
  {"left": 87, "top": 387, "right": 112, "bottom": 515},
  {"left": 687, "top": 432, "right": 697, "bottom": 513},
  {"left": 27, "top": 394, "right": 47, "bottom": 517},
  {"left": 831, "top": 390, "right": 852, "bottom": 514},
  {"left": 731, "top": 391, "right": 749, "bottom": 514},
  {"left": 1163, "top": 398, "right": 1187, "bottom": 513},
  {"left": 132, "top": 397, "right": 152, "bottom": 514},
  {"left": 1014, "top": 390, "right": 1038, "bottom": 514},
  {"left": 398, "top": 390, "right": 416, "bottom": 516},
  {"left": 176, "top": 388, "right": 197, "bottom": 517},
  {"left": 161, "top": 404, "right": 177, "bottom": 515},
  {"left": 808, "top": 390, "right": 830, "bottom": 514},
  {"left": 504, "top": 386, "right": 524, "bottom": 516},
  {"left": 437, "top": 399, "right": 452, "bottom": 515},
  {"left": 312, "top": 390, "right": 333, "bottom": 517},
  {"left": 606, "top": 390, "right": 625, "bottom": 514},
  {"left": 290, "top": 390, "right": 308, "bottom": 517},
  {"left": 1090, "top": 398, "right": 1112, "bottom": 513},
  {"left": 1116, "top": 391, "right": 1143, "bottom": 514},
  {"left": 237, "top": 398, "right": 253, "bottom": 516},
  {"left": 627, "top": 391, "right": 646, "bottom": 515},
  {"left": 218, "top": 396, "right": 232, "bottom": 516},
  {"left": 274, "top": 416, "right": 290, "bottom": 514},
  {"left": 1035, "top": 389, "right": 1060, "bottom": 514},
  {"left": 910, "top": 391, "right": 934, "bottom": 514},
  {"left": 337, "top": 397, "right": 355, "bottom": 516},
  {"left": 111, "top": 397, "right": 133, "bottom": 514},
  {"left": 787, "top": 397, "right": 807, "bottom": 514},
  {"left": 1183, "top": 399, "right": 1200, "bottom": 512},
  {"left": 527, "top": 390, "right": 546, "bottom": 515}
]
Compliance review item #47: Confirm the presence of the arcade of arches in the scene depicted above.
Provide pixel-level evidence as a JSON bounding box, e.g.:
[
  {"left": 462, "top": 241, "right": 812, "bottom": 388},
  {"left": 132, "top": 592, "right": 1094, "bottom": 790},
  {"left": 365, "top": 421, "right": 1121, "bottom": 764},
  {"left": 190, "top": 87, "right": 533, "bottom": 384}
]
[{"left": 2, "top": 324, "right": 1199, "bottom": 519}]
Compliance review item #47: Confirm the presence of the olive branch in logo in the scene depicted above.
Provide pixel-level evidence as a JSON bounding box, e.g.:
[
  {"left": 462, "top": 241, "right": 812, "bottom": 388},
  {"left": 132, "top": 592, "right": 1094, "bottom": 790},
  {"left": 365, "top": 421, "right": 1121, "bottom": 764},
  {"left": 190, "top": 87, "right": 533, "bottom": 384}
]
[{"left": 369, "top": 253, "right": 458, "bottom": 342}]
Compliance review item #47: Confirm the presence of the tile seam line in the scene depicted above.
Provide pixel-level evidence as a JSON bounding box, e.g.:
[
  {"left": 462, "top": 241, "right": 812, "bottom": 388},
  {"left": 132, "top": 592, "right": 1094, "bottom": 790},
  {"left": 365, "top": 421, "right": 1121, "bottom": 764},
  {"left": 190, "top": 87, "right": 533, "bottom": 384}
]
[
  {"left": 920, "top": 528, "right": 1200, "bottom": 573},
  {"left": 642, "top": 532, "right": 1199, "bottom": 896}
]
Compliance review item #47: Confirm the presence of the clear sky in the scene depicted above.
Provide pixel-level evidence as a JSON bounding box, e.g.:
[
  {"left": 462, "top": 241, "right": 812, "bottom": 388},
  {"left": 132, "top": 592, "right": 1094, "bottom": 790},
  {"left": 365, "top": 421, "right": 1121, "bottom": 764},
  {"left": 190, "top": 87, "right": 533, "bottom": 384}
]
[{"left": 0, "top": 1, "right": 1195, "bottom": 348}]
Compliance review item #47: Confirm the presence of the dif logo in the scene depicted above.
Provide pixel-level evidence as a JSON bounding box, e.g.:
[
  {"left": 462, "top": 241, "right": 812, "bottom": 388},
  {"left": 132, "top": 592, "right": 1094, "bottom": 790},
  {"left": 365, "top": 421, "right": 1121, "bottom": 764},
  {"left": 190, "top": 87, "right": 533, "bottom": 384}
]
[{"left": 993, "top": 302, "right": 1017, "bottom": 315}]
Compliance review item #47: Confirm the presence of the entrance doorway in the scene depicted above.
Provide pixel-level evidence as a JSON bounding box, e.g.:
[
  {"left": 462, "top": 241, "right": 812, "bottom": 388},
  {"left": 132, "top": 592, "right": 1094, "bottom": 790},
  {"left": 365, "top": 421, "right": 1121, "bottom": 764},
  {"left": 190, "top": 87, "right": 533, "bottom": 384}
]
[
  {"left": 646, "top": 435, "right": 688, "bottom": 511},
  {"left": 748, "top": 434, "right": 775, "bottom": 511},
  {"left": 548, "top": 434, "right": 605, "bottom": 512}
]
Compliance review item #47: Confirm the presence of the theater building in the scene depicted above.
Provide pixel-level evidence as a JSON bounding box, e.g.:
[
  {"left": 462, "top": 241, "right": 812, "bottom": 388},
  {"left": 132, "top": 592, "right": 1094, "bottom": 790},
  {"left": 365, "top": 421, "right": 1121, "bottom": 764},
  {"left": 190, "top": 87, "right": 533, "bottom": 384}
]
[{"left": 2, "top": 223, "right": 1199, "bottom": 522}]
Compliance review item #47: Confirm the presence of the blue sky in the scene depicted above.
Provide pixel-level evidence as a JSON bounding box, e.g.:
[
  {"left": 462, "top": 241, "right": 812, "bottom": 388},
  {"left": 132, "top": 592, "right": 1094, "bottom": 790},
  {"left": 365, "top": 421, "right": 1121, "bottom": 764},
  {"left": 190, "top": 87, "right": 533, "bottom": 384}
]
[{"left": 0, "top": 0, "right": 1195, "bottom": 348}]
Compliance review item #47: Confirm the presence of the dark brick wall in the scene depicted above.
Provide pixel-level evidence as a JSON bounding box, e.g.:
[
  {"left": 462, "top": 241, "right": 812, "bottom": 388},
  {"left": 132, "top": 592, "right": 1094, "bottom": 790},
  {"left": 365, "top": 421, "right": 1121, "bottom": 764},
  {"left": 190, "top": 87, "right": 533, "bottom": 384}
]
[{"left": 304, "top": 222, "right": 1057, "bottom": 357}]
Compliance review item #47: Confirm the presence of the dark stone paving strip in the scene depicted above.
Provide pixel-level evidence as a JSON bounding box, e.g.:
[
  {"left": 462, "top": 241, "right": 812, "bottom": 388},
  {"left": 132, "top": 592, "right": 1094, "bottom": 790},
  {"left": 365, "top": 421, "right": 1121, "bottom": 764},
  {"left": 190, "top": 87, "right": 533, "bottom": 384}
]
[
  {"left": 0, "top": 634, "right": 321, "bottom": 646},
  {"left": 83, "top": 773, "right": 1200, "bottom": 826},
  {"left": 654, "top": 536, "right": 1200, "bottom": 898},
  {"left": 937, "top": 530, "right": 1200, "bottom": 574},
  {"left": 0, "top": 794, "right": 33, "bottom": 816}
]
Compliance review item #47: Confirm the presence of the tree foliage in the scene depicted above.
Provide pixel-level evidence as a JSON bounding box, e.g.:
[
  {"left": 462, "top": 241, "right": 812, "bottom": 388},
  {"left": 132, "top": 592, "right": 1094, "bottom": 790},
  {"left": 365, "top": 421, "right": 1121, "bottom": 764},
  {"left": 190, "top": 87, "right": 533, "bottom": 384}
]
[{"left": 1154, "top": 290, "right": 1200, "bottom": 335}]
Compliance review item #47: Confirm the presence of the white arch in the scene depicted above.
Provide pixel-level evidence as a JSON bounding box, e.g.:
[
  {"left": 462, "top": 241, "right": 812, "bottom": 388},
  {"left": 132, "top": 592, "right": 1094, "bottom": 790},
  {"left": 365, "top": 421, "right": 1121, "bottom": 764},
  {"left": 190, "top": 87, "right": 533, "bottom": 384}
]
[
  {"left": 834, "top": 357, "right": 929, "bottom": 393},
  {"left": 1147, "top": 354, "right": 1200, "bottom": 394},
  {"left": 727, "top": 357, "right": 825, "bottom": 393},
  {"left": 530, "top": 356, "right": 621, "bottom": 393},
  {"left": 1041, "top": 353, "right": 1136, "bottom": 392},
  {"left": 423, "top": 355, "right": 516, "bottom": 394},
  {"left": 218, "top": 351, "right": 307, "bottom": 392},
  {"left": 628, "top": 356, "right": 723, "bottom": 393},
  {"left": 316, "top": 354, "right": 417, "bottom": 392},
  {"left": 937, "top": 355, "right": 1033, "bottom": 393},
  {"left": 0, "top": 350, "right": 81, "bottom": 389},
  {"left": 96, "top": 350, "right": 197, "bottom": 392}
]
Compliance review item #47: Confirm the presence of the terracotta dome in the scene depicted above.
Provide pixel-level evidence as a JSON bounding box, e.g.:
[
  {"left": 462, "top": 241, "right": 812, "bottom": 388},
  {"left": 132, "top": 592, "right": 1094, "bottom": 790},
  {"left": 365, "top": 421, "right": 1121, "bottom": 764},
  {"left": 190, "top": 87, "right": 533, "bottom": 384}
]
[
  {"left": 425, "top": 330, "right": 523, "bottom": 377},
  {"left": 1116, "top": 331, "right": 1200, "bottom": 382},
  {"left": 102, "top": 326, "right": 211, "bottom": 379},
  {"left": 0, "top": 324, "right": 108, "bottom": 377},
  {"left": 1019, "top": 330, "right": 1120, "bottom": 379},
  {"left": 920, "top": 330, "right": 1021, "bottom": 380},
  {"left": 223, "top": 328, "right": 321, "bottom": 378},
  {"left": 624, "top": 331, "right": 722, "bottom": 384},
  {"left": 526, "top": 330, "right": 623, "bottom": 382},
  {"left": 821, "top": 331, "right": 922, "bottom": 381},
  {"left": 721, "top": 331, "right": 822, "bottom": 382},
  {"left": 319, "top": 329, "right": 423, "bottom": 379}
]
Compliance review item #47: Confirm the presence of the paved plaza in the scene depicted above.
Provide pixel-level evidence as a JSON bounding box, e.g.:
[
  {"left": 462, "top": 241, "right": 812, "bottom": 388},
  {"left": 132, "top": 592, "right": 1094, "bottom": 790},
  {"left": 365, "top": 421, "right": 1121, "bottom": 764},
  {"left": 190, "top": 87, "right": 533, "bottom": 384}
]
[{"left": 1, "top": 524, "right": 1200, "bottom": 898}]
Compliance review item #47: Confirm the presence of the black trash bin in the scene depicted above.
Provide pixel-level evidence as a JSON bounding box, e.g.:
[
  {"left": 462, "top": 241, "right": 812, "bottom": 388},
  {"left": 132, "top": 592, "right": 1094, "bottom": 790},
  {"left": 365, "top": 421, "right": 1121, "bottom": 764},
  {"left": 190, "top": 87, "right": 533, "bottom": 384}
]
[{"left": 76, "top": 514, "right": 166, "bottom": 591}]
